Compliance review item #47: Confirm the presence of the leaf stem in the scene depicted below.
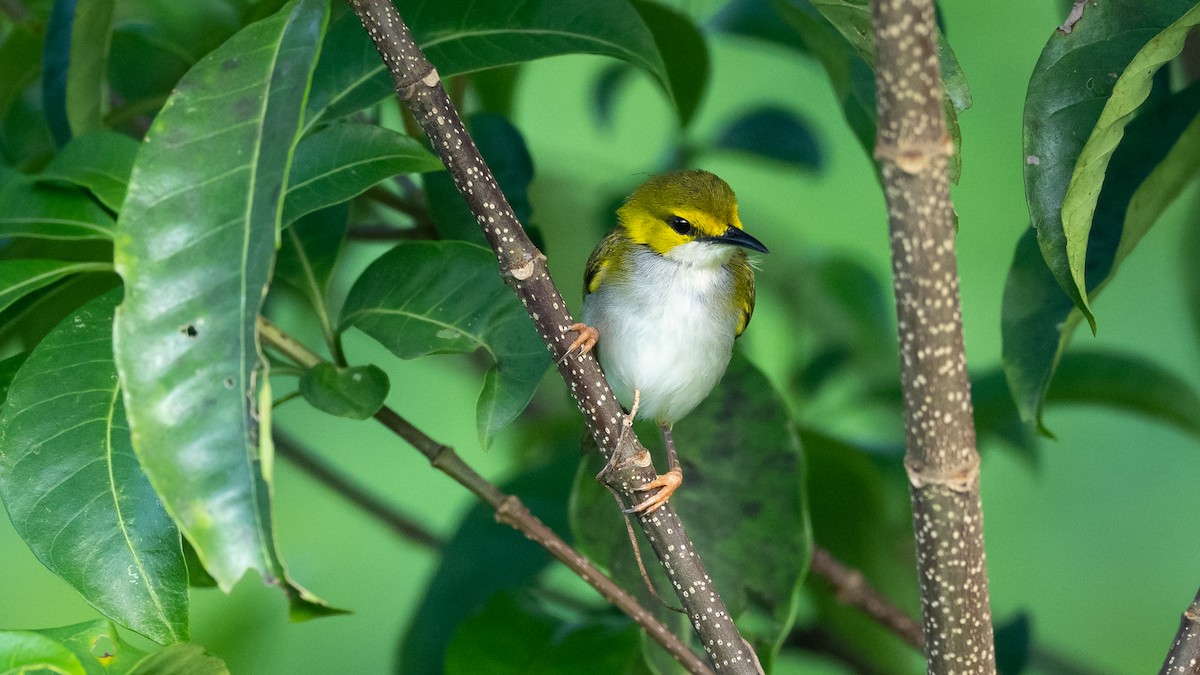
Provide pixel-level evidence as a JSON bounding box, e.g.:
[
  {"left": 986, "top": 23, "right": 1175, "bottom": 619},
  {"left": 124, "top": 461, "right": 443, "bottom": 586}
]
[{"left": 257, "top": 316, "right": 713, "bottom": 675}]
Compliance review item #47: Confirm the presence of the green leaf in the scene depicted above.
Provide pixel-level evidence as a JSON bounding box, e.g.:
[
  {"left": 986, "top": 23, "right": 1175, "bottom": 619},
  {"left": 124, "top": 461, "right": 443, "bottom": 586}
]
[
  {"left": 0, "top": 351, "right": 29, "bottom": 409},
  {"left": 1057, "top": 6, "right": 1200, "bottom": 321},
  {"left": 0, "top": 630, "right": 86, "bottom": 675},
  {"left": 629, "top": 0, "right": 709, "bottom": 127},
  {"left": 0, "top": 178, "right": 115, "bottom": 240},
  {"left": 802, "top": 0, "right": 970, "bottom": 181},
  {"left": 42, "top": 0, "right": 76, "bottom": 145},
  {"left": 305, "top": 1, "right": 672, "bottom": 130},
  {"left": 571, "top": 353, "right": 809, "bottom": 670},
  {"left": 715, "top": 105, "right": 823, "bottom": 170},
  {"left": 0, "top": 23, "right": 44, "bottom": 122},
  {"left": 35, "top": 619, "right": 150, "bottom": 673},
  {"left": 340, "top": 241, "right": 549, "bottom": 449},
  {"left": 65, "top": 0, "right": 115, "bottom": 137},
  {"left": 112, "top": 0, "right": 329, "bottom": 593},
  {"left": 1005, "top": 79, "right": 1200, "bottom": 428},
  {"left": 128, "top": 643, "right": 230, "bottom": 675},
  {"left": 275, "top": 203, "right": 349, "bottom": 305},
  {"left": 444, "top": 593, "right": 641, "bottom": 675},
  {"left": 0, "top": 259, "right": 111, "bottom": 315},
  {"left": 299, "top": 362, "right": 389, "bottom": 420},
  {"left": 1022, "top": 0, "right": 1196, "bottom": 329},
  {"left": 39, "top": 130, "right": 140, "bottom": 211},
  {"left": 1045, "top": 351, "right": 1200, "bottom": 441},
  {"left": 426, "top": 113, "right": 534, "bottom": 246},
  {"left": 283, "top": 123, "right": 443, "bottom": 226},
  {"left": 0, "top": 290, "right": 189, "bottom": 645},
  {"left": 710, "top": 0, "right": 811, "bottom": 53},
  {"left": 400, "top": 454, "right": 576, "bottom": 675}
]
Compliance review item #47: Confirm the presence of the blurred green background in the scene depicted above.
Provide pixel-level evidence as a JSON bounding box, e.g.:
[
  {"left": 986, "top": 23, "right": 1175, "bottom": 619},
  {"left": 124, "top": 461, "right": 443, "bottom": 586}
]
[{"left": 3, "top": 1, "right": 1199, "bottom": 673}]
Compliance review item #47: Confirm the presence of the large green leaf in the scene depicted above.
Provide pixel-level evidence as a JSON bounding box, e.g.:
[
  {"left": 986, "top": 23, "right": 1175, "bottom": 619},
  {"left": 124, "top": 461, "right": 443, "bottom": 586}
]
[
  {"left": 304, "top": 1, "right": 672, "bottom": 131},
  {"left": 1005, "top": 79, "right": 1200, "bottom": 427},
  {"left": 1022, "top": 0, "right": 1196, "bottom": 328},
  {"left": 340, "top": 241, "right": 549, "bottom": 448},
  {"left": 34, "top": 619, "right": 150, "bottom": 673},
  {"left": 400, "top": 454, "right": 576, "bottom": 675},
  {"left": 0, "top": 22, "right": 44, "bottom": 123},
  {"left": 0, "top": 631, "right": 85, "bottom": 674},
  {"left": 0, "top": 178, "right": 115, "bottom": 240},
  {"left": 0, "top": 259, "right": 110, "bottom": 315},
  {"left": 444, "top": 593, "right": 641, "bottom": 675},
  {"left": 112, "top": 0, "right": 330, "bottom": 596},
  {"left": 39, "top": 130, "right": 140, "bottom": 211},
  {"left": 66, "top": 0, "right": 115, "bottom": 137},
  {"left": 570, "top": 353, "right": 810, "bottom": 671},
  {"left": 0, "top": 290, "right": 188, "bottom": 645},
  {"left": 0, "top": 620, "right": 230, "bottom": 675},
  {"left": 629, "top": 0, "right": 708, "bottom": 127},
  {"left": 1057, "top": 6, "right": 1200, "bottom": 320},
  {"left": 283, "top": 122, "right": 442, "bottom": 226}
]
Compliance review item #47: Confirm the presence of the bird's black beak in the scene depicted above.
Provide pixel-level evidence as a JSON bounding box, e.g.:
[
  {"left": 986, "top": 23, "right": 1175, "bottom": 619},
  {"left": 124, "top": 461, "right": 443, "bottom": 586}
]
[{"left": 714, "top": 226, "right": 769, "bottom": 254}]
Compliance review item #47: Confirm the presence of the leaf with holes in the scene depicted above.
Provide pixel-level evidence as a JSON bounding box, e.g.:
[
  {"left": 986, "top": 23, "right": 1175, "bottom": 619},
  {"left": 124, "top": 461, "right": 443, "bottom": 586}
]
[
  {"left": 0, "top": 290, "right": 188, "bottom": 644},
  {"left": 112, "top": 0, "right": 335, "bottom": 610},
  {"left": 340, "top": 241, "right": 549, "bottom": 449}
]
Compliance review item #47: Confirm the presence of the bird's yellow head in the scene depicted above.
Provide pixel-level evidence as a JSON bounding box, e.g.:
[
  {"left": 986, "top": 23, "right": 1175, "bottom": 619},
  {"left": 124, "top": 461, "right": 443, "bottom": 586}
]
[{"left": 618, "top": 170, "right": 768, "bottom": 264}]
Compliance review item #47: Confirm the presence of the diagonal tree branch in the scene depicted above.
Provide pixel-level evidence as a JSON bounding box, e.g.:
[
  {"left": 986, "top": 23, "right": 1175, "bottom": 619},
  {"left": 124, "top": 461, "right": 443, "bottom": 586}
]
[
  {"left": 341, "top": 2, "right": 761, "bottom": 671},
  {"left": 809, "top": 546, "right": 924, "bottom": 651},
  {"left": 258, "top": 318, "right": 713, "bottom": 675},
  {"left": 1160, "top": 587, "right": 1200, "bottom": 675},
  {"left": 871, "top": 0, "right": 996, "bottom": 672}
]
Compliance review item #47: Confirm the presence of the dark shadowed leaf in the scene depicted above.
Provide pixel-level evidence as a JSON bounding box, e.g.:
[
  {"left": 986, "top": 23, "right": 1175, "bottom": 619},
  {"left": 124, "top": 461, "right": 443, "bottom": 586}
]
[
  {"left": 971, "top": 367, "right": 1037, "bottom": 464},
  {"left": 0, "top": 351, "right": 29, "bottom": 408},
  {"left": 444, "top": 593, "right": 641, "bottom": 675},
  {"left": 0, "top": 259, "right": 110, "bottom": 315},
  {"left": 340, "top": 241, "right": 549, "bottom": 448},
  {"left": 112, "top": 0, "right": 335, "bottom": 611},
  {"left": 1005, "top": 80, "right": 1200, "bottom": 428},
  {"left": 715, "top": 105, "right": 822, "bottom": 170},
  {"left": 283, "top": 123, "right": 443, "bottom": 226},
  {"left": 1022, "top": 0, "right": 1196, "bottom": 327},
  {"left": 630, "top": 0, "right": 709, "bottom": 127},
  {"left": 426, "top": 113, "right": 535, "bottom": 246},
  {"left": 0, "top": 178, "right": 115, "bottom": 240},
  {"left": 711, "top": 0, "right": 810, "bottom": 52},
  {"left": 275, "top": 203, "right": 349, "bottom": 307},
  {"left": 399, "top": 455, "right": 576, "bottom": 675},
  {"left": 571, "top": 353, "right": 809, "bottom": 671},
  {"left": 299, "top": 362, "right": 389, "bottom": 420},
  {"left": 1058, "top": 6, "right": 1200, "bottom": 320},
  {"left": 0, "top": 290, "right": 189, "bottom": 644},
  {"left": 0, "top": 23, "right": 43, "bottom": 122},
  {"left": 42, "top": 0, "right": 76, "bottom": 145},
  {"left": 591, "top": 63, "right": 632, "bottom": 129},
  {"left": 305, "top": 1, "right": 673, "bottom": 131},
  {"left": 38, "top": 130, "right": 139, "bottom": 211},
  {"left": 994, "top": 613, "right": 1032, "bottom": 675},
  {"left": 65, "top": 0, "right": 115, "bottom": 137}
]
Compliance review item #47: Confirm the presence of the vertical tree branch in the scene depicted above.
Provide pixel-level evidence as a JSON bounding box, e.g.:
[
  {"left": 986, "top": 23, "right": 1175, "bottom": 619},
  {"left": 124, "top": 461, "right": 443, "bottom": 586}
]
[
  {"left": 343, "top": 2, "right": 760, "bottom": 671},
  {"left": 871, "top": 0, "right": 996, "bottom": 672},
  {"left": 1161, "top": 587, "right": 1200, "bottom": 674}
]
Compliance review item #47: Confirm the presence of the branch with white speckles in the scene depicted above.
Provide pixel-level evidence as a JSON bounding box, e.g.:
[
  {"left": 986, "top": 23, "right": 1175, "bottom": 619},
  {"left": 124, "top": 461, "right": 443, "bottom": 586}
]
[
  {"left": 258, "top": 318, "right": 712, "bottom": 675},
  {"left": 1160, "top": 587, "right": 1200, "bottom": 674},
  {"left": 342, "top": 2, "right": 761, "bottom": 672},
  {"left": 871, "top": 0, "right": 997, "bottom": 672}
]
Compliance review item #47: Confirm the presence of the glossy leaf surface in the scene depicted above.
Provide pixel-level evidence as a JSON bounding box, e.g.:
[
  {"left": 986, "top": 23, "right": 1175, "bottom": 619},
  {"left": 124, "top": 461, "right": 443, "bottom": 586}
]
[
  {"left": 0, "top": 290, "right": 188, "bottom": 644},
  {"left": 1005, "top": 79, "right": 1200, "bottom": 427},
  {"left": 112, "top": 0, "right": 329, "bottom": 592},
  {"left": 283, "top": 123, "right": 442, "bottom": 226},
  {"left": 1022, "top": 0, "right": 1196, "bottom": 325},
  {"left": 340, "top": 241, "right": 549, "bottom": 448},
  {"left": 299, "top": 362, "right": 390, "bottom": 420}
]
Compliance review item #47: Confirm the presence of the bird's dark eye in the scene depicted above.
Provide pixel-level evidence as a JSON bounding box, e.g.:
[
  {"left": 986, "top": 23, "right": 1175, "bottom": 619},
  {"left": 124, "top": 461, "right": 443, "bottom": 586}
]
[{"left": 667, "top": 215, "right": 692, "bottom": 235}]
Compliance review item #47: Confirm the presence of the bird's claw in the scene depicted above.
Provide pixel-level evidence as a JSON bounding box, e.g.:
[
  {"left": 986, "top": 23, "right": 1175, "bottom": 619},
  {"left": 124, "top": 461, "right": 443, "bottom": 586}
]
[
  {"left": 629, "top": 468, "right": 683, "bottom": 515},
  {"left": 561, "top": 322, "right": 599, "bottom": 363}
]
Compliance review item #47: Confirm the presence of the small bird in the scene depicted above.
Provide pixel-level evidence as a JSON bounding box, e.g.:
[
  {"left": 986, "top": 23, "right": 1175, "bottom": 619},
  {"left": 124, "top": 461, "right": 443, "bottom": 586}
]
[{"left": 567, "top": 169, "right": 767, "bottom": 514}]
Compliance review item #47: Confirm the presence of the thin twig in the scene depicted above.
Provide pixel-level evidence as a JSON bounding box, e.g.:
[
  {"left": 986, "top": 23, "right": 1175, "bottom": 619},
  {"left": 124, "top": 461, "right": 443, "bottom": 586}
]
[
  {"left": 1160, "top": 587, "right": 1200, "bottom": 675},
  {"left": 364, "top": 184, "right": 438, "bottom": 236},
  {"left": 346, "top": 224, "right": 435, "bottom": 241},
  {"left": 258, "top": 317, "right": 713, "bottom": 675},
  {"left": 871, "top": 0, "right": 996, "bottom": 672},
  {"left": 274, "top": 432, "right": 442, "bottom": 549},
  {"left": 343, "top": 2, "right": 761, "bottom": 672},
  {"left": 809, "top": 546, "right": 923, "bottom": 650}
]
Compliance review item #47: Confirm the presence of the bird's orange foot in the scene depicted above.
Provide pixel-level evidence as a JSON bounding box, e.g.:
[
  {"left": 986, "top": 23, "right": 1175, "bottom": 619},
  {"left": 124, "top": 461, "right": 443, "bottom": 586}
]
[
  {"left": 561, "top": 322, "right": 599, "bottom": 362},
  {"left": 630, "top": 469, "right": 683, "bottom": 515}
]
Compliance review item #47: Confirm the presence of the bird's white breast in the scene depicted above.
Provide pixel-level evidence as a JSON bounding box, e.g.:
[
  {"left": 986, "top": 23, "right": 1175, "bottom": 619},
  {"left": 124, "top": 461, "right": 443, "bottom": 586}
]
[{"left": 582, "top": 244, "right": 739, "bottom": 424}]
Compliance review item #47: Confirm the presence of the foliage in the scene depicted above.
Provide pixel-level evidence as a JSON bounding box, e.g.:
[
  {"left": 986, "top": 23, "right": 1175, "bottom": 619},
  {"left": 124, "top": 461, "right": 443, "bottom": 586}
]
[{"left": 0, "top": 0, "right": 1198, "bottom": 672}]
